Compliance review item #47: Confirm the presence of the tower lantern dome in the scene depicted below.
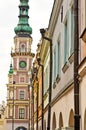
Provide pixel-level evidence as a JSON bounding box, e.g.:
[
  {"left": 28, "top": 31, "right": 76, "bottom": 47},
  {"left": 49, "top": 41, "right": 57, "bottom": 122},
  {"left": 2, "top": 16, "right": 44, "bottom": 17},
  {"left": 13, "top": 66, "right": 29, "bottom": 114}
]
[
  {"left": 14, "top": 0, "right": 32, "bottom": 36},
  {"left": 20, "top": 0, "right": 28, "bottom": 2}
]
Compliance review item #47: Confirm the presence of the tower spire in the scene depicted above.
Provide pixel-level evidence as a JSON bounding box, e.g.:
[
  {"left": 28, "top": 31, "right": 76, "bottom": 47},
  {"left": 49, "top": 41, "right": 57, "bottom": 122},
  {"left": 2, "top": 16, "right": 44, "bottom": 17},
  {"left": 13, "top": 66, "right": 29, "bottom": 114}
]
[{"left": 14, "top": 0, "right": 32, "bottom": 36}]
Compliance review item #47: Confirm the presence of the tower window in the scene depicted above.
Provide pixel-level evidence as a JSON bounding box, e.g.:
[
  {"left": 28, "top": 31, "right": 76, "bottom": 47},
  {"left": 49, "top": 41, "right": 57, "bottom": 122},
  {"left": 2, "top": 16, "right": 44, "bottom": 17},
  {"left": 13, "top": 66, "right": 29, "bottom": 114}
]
[
  {"left": 21, "top": 44, "right": 25, "bottom": 52},
  {"left": 19, "top": 108, "right": 25, "bottom": 119},
  {"left": 20, "top": 77, "right": 25, "bottom": 83},
  {"left": 20, "top": 90, "right": 24, "bottom": 99},
  {"left": 22, "top": 8, "right": 26, "bottom": 15}
]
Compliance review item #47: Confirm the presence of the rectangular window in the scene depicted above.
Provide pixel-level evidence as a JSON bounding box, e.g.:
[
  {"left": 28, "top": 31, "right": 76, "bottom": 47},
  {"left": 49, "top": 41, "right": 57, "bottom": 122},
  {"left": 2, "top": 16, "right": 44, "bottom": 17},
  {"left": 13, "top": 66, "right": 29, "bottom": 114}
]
[
  {"left": 63, "top": 15, "right": 69, "bottom": 64},
  {"left": 70, "top": 6, "right": 74, "bottom": 54},
  {"left": 57, "top": 41, "right": 60, "bottom": 75},
  {"left": 20, "top": 90, "right": 24, "bottom": 99},
  {"left": 48, "top": 63, "right": 50, "bottom": 88},
  {"left": 64, "top": 19, "right": 68, "bottom": 63},
  {"left": 19, "top": 108, "right": 25, "bottom": 119},
  {"left": 54, "top": 48, "right": 56, "bottom": 81},
  {"left": 44, "top": 66, "right": 48, "bottom": 93}
]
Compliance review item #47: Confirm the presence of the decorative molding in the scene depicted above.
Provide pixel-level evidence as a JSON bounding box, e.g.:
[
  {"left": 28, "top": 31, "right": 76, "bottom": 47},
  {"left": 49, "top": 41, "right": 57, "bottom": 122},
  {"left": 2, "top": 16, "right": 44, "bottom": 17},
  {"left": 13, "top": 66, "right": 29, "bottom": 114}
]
[
  {"left": 11, "top": 52, "right": 35, "bottom": 57},
  {"left": 48, "top": 0, "right": 63, "bottom": 35},
  {"left": 79, "top": 57, "right": 86, "bottom": 77},
  {"left": 51, "top": 79, "right": 74, "bottom": 107},
  {"left": 80, "top": 27, "right": 86, "bottom": 42}
]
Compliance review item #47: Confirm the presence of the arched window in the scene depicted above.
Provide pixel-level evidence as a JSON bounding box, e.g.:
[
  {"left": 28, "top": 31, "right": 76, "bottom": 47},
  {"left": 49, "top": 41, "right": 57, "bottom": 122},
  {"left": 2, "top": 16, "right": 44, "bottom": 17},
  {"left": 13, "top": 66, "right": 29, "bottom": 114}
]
[
  {"left": 15, "top": 126, "right": 27, "bottom": 130},
  {"left": 21, "top": 44, "right": 25, "bottom": 52},
  {"left": 84, "top": 109, "right": 86, "bottom": 130}
]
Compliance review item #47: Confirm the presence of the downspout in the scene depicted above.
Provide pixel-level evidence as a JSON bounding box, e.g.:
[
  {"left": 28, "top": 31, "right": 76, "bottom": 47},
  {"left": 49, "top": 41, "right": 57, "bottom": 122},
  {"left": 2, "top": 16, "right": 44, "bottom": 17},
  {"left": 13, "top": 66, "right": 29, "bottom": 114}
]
[
  {"left": 37, "top": 57, "right": 44, "bottom": 130},
  {"left": 74, "top": 0, "right": 80, "bottom": 130},
  {"left": 40, "top": 28, "right": 52, "bottom": 130}
]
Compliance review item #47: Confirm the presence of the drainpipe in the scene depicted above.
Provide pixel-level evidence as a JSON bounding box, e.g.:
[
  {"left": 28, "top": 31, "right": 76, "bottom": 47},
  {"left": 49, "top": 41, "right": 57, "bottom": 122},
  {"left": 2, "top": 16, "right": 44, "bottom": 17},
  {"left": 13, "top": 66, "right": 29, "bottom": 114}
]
[
  {"left": 37, "top": 57, "right": 44, "bottom": 130},
  {"left": 74, "top": 0, "right": 80, "bottom": 130},
  {"left": 40, "top": 28, "right": 52, "bottom": 130}
]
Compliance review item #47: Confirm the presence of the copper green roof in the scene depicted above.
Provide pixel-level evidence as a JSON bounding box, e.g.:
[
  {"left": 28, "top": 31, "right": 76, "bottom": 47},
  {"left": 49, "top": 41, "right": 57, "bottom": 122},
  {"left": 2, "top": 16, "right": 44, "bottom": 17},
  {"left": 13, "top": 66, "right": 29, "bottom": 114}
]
[
  {"left": 14, "top": 0, "right": 32, "bottom": 35},
  {"left": 9, "top": 64, "right": 14, "bottom": 74}
]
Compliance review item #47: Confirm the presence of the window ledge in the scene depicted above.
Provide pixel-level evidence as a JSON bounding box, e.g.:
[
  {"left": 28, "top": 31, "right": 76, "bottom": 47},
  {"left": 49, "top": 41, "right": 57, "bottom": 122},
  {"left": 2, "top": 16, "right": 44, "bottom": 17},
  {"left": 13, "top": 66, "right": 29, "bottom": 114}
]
[
  {"left": 62, "top": 61, "right": 69, "bottom": 73},
  {"left": 53, "top": 75, "right": 60, "bottom": 89},
  {"left": 56, "top": 74, "right": 60, "bottom": 83},
  {"left": 68, "top": 52, "right": 74, "bottom": 64},
  {"left": 43, "top": 91, "right": 48, "bottom": 101},
  {"left": 53, "top": 81, "right": 56, "bottom": 89}
]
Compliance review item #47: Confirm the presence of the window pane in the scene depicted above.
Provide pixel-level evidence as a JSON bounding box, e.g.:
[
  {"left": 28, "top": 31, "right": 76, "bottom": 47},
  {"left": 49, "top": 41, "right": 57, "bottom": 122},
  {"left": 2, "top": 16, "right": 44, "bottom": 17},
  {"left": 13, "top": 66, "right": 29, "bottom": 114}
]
[{"left": 19, "top": 108, "right": 25, "bottom": 119}]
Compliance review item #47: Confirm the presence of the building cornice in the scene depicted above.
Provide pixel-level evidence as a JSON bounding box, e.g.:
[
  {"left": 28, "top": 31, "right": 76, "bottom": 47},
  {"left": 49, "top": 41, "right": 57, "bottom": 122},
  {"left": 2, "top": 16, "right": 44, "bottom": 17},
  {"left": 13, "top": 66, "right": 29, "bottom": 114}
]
[
  {"left": 40, "top": 39, "right": 49, "bottom": 63},
  {"left": 48, "top": 0, "right": 63, "bottom": 36}
]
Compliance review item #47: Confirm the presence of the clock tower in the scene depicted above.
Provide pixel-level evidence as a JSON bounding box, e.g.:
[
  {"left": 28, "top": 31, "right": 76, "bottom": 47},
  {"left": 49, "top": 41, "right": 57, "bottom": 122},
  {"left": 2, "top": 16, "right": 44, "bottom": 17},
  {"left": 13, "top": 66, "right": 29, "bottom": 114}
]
[{"left": 6, "top": 0, "right": 35, "bottom": 130}]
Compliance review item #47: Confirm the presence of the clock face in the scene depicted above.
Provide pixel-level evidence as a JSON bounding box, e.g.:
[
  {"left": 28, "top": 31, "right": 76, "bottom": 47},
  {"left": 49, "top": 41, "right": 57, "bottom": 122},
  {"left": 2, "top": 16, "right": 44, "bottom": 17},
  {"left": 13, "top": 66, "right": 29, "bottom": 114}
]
[{"left": 19, "top": 61, "right": 27, "bottom": 68}]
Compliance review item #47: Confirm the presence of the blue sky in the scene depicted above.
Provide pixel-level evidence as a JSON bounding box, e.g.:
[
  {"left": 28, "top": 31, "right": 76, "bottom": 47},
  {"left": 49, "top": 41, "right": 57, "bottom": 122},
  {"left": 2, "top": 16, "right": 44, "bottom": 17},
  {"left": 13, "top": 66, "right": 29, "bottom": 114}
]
[{"left": 0, "top": 0, "right": 54, "bottom": 103}]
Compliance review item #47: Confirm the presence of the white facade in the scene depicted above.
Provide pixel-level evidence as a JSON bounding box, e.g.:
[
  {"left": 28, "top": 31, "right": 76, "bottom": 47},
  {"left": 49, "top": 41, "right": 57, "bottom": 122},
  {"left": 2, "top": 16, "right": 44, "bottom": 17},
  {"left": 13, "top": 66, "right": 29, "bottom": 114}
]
[{"left": 43, "top": 0, "right": 86, "bottom": 129}]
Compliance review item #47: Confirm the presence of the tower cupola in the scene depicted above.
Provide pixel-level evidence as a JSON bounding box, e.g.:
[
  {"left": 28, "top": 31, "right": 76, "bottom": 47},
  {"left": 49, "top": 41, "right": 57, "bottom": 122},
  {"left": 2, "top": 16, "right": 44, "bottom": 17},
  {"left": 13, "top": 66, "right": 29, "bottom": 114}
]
[
  {"left": 14, "top": 0, "right": 32, "bottom": 36},
  {"left": 9, "top": 63, "right": 14, "bottom": 74}
]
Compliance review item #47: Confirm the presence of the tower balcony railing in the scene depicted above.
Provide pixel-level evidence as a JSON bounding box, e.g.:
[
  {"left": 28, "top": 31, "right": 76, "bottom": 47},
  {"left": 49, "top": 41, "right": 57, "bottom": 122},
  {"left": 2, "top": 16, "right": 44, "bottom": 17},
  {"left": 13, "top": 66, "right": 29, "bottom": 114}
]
[
  {"left": 15, "top": 48, "right": 31, "bottom": 53},
  {"left": 11, "top": 48, "right": 35, "bottom": 57}
]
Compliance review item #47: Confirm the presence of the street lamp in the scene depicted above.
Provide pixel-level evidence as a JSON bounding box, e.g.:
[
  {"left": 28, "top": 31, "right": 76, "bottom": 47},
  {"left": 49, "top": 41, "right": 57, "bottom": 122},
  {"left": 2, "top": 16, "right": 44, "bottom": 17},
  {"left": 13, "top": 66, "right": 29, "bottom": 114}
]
[
  {"left": 12, "top": 81, "right": 15, "bottom": 130},
  {"left": 40, "top": 28, "right": 52, "bottom": 130},
  {"left": 37, "top": 56, "right": 44, "bottom": 130}
]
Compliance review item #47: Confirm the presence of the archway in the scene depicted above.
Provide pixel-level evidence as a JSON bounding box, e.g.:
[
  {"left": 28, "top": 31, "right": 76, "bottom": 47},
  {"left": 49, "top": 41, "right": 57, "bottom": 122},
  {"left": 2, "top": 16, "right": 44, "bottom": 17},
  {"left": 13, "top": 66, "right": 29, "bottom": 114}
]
[
  {"left": 59, "top": 112, "right": 63, "bottom": 128},
  {"left": 15, "top": 126, "right": 27, "bottom": 130},
  {"left": 68, "top": 109, "right": 74, "bottom": 127},
  {"left": 84, "top": 109, "right": 86, "bottom": 130},
  {"left": 44, "top": 120, "right": 46, "bottom": 130},
  {"left": 52, "top": 112, "right": 56, "bottom": 130}
]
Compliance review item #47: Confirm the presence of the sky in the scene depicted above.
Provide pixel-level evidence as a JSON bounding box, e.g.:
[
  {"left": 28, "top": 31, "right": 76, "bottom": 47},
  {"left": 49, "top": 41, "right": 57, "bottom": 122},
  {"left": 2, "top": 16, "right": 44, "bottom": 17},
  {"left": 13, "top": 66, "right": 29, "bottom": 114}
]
[{"left": 0, "top": 0, "right": 54, "bottom": 104}]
